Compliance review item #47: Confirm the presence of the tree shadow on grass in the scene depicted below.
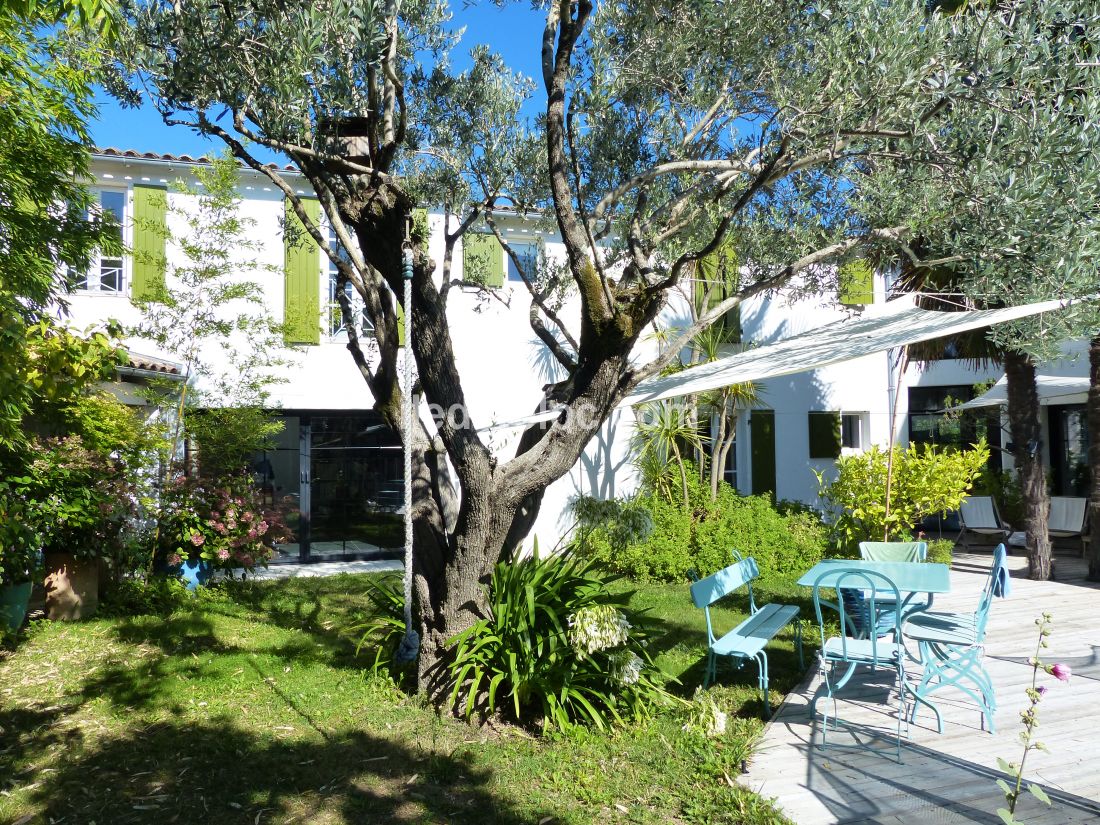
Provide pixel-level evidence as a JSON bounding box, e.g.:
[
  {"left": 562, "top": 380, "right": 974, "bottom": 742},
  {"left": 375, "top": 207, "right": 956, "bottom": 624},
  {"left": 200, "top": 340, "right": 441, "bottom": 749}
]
[
  {"left": 206, "top": 575, "right": 382, "bottom": 670},
  {"left": 21, "top": 718, "right": 536, "bottom": 825}
]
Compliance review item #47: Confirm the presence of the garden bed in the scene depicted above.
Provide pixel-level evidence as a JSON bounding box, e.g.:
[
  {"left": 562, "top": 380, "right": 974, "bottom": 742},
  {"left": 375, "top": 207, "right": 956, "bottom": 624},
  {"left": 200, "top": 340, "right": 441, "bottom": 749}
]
[{"left": 0, "top": 573, "right": 805, "bottom": 824}]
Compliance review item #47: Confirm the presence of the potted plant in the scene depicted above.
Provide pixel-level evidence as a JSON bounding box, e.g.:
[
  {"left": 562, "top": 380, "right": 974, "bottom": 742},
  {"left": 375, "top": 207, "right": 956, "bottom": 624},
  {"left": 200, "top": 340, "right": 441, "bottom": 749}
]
[
  {"left": 12, "top": 436, "right": 140, "bottom": 620},
  {"left": 0, "top": 483, "right": 43, "bottom": 633},
  {"left": 158, "top": 473, "right": 292, "bottom": 588}
]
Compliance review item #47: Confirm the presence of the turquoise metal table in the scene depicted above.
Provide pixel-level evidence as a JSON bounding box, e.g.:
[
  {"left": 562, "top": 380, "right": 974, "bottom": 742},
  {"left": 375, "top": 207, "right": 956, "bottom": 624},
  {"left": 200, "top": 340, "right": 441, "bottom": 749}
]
[
  {"left": 800, "top": 559, "right": 952, "bottom": 742},
  {"left": 798, "top": 559, "right": 950, "bottom": 618},
  {"left": 799, "top": 559, "right": 950, "bottom": 590}
]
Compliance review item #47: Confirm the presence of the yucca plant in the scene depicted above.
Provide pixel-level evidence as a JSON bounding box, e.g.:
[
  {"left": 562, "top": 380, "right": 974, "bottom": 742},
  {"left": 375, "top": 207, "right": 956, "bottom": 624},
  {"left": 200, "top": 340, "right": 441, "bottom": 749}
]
[{"left": 447, "top": 544, "right": 675, "bottom": 731}]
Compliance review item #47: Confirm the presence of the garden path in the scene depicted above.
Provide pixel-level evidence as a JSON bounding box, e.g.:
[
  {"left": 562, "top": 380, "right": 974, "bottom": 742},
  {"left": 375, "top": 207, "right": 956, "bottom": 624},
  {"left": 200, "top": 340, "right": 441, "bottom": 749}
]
[{"left": 739, "top": 551, "right": 1100, "bottom": 824}]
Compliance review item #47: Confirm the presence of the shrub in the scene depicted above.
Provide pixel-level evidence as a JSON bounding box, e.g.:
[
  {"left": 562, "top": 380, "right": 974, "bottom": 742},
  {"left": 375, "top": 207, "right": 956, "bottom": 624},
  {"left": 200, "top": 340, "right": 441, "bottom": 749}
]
[
  {"left": 7, "top": 435, "right": 141, "bottom": 560},
  {"left": 926, "top": 538, "right": 954, "bottom": 567},
  {"left": 447, "top": 547, "right": 673, "bottom": 731},
  {"left": 0, "top": 481, "right": 42, "bottom": 585},
  {"left": 572, "top": 475, "right": 827, "bottom": 582},
  {"left": 817, "top": 441, "right": 989, "bottom": 553},
  {"left": 99, "top": 575, "right": 195, "bottom": 616},
  {"left": 157, "top": 473, "right": 294, "bottom": 572}
]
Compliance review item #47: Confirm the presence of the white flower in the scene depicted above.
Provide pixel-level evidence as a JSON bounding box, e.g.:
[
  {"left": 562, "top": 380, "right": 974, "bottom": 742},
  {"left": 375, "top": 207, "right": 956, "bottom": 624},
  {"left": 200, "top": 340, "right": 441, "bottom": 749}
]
[
  {"left": 608, "top": 650, "right": 644, "bottom": 686},
  {"left": 568, "top": 605, "right": 631, "bottom": 656}
]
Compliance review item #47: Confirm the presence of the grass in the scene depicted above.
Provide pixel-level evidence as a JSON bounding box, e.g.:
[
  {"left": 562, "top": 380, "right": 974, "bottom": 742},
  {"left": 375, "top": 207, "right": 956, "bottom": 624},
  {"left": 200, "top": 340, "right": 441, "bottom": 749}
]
[{"left": 0, "top": 573, "right": 812, "bottom": 825}]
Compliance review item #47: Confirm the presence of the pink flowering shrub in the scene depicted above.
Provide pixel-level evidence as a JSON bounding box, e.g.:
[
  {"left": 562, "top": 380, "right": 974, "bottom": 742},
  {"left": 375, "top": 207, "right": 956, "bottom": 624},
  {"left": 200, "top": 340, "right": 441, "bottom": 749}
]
[{"left": 158, "top": 473, "right": 293, "bottom": 572}]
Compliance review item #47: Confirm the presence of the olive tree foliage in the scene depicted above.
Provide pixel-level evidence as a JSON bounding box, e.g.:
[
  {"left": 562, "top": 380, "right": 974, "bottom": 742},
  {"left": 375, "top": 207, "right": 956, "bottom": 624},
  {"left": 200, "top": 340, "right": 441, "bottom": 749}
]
[
  {"left": 118, "top": 0, "right": 1088, "bottom": 692},
  {"left": 877, "top": 3, "right": 1100, "bottom": 581}
]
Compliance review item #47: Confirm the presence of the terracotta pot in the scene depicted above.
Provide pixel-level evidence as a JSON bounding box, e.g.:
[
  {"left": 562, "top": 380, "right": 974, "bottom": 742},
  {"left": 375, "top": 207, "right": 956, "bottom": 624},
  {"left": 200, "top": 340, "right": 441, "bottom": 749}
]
[{"left": 44, "top": 552, "right": 99, "bottom": 620}]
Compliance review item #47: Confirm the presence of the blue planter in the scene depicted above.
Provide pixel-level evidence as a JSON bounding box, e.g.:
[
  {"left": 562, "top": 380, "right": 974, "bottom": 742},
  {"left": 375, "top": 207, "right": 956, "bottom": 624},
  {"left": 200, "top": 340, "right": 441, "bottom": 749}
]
[
  {"left": 178, "top": 559, "right": 214, "bottom": 590},
  {"left": 156, "top": 558, "right": 214, "bottom": 590},
  {"left": 0, "top": 582, "right": 33, "bottom": 632}
]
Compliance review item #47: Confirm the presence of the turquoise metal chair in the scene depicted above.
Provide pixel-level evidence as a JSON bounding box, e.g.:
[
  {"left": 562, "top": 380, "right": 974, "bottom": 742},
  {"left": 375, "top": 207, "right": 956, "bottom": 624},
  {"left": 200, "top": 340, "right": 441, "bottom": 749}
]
[
  {"left": 859, "top": 541, "right": 927, "bottom": 563},
  {"left": 904, "top": 544, "right": 1010, "bottom": 734},
  {"left": 811, "top": 567, "right": 909, "bottom": 762},
  {"left": 855, "top": 541, "right": 930, "bottom": 632}
]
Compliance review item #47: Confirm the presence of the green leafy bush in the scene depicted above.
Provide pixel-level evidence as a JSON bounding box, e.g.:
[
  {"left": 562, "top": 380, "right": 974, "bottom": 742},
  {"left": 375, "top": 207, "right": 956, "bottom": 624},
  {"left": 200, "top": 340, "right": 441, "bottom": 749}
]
[
  {"left": 0, "top": 481, "right": 42, "bottom": 585},
  {"left": 6, "top": 435, "right": 141, "bottom": 560},
  {"left": 157, "top": 473, "right": 294, "bottom": 572},
  {"left": 817, "top": 442, "right": 989, "bottom": 554},
  {"left": 926, "top": 538, "right": 954, "bottom": 567},
  {"left": 99, "top": 575, "right": 196, "bottom": 616},
  {"left": 447, "top": 548, "right": 673, "bottom": 731},
  {"left": 572, "top": 475, "right": 827, "bottom": 582}
]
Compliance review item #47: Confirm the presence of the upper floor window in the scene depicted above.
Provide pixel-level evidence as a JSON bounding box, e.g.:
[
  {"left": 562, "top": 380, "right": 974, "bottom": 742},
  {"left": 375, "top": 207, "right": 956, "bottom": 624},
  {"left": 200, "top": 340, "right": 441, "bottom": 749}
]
[
  {"left": 507, "top": 241, "right": 538, "bottom": 282},
  {"left": 326, "top": 226, "right": 374, "bottom": 340},
  {"left": 75, "top": 189, "right": 126, "bottom": 293}
]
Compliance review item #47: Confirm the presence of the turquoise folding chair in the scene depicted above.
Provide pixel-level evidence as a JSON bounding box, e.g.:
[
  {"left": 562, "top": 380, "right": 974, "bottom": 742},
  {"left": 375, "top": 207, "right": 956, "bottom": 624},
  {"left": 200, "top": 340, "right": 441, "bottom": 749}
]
[
  {"left": 904, "top": 544, "right": 1010, "bottom": 734},
  {"left": 811, "top": 568, "right": 909, "bottom": 762}
]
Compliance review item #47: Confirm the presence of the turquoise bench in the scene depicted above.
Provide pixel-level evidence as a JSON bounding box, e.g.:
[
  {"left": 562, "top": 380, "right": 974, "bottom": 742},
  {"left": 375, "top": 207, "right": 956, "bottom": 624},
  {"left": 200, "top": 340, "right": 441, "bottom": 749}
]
[{"left": 690, "top": 552, "right": 803, "bottom": 717}]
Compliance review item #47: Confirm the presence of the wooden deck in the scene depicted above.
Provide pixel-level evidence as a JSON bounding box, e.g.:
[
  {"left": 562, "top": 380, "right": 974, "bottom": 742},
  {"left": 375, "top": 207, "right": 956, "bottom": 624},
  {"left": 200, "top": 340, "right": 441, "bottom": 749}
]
[{"left": 739, "top": 551, "right": 1100, "bottom": 824}]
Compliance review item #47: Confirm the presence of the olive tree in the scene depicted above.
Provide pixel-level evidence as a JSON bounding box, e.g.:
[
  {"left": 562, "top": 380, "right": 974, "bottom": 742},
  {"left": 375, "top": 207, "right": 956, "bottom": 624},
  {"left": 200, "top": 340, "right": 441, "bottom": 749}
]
[
  {"left": 890, "top": 7, "right": 1100, "bottom": 581},
  {"left": 119, "top": 0, "right": 1096, "bottom": 691}
]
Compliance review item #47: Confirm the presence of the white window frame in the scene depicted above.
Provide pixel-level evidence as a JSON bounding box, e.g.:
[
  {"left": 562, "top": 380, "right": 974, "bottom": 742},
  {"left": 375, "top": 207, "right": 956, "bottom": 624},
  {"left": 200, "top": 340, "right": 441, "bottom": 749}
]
[
  {"left": 506, "top": 240, "right": 540, "bottom": 284},
  {"left": 76, "top": 187, "right": 130, "bottom": 294},
  {"left": 324, "top": 224, "right": 374, "bottom": 341},
  {"left": 840, "top": 412, "right": 869, "bottom": 454}
]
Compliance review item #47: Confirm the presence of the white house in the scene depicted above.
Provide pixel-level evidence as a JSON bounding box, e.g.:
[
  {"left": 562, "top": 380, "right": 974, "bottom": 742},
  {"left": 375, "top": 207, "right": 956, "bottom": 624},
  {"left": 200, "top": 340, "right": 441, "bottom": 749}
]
[{"left": 66, "top": 149, "right": 1086, "bottom": 563}]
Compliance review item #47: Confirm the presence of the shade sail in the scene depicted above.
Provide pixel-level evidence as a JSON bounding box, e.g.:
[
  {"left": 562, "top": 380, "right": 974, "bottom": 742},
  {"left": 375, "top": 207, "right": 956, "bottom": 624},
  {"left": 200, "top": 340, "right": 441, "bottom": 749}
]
[
  {"left": 481, "top": 296, "right": 1071, "bottom": 432},
  {"left": 955, "top": 374, "right": 1090, "bottom": 410}
]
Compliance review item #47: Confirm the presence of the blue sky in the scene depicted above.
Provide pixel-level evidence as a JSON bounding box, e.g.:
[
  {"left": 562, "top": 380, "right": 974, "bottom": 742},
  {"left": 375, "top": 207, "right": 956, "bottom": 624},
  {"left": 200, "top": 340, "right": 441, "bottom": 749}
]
[{"left": 90, "top": 3, "right": 546, "bottom": 162}]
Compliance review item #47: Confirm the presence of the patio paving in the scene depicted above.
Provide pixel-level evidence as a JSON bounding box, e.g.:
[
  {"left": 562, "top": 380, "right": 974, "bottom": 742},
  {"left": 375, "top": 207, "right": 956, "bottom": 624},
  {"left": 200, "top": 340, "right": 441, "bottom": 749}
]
[{"left": 739, "top": 551, "right": 1100, "bottom": 824}]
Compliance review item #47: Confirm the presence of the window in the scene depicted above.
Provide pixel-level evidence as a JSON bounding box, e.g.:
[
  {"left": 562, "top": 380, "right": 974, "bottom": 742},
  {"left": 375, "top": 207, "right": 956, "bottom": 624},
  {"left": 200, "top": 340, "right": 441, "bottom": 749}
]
[
  {"left": 841, "top": 413, "right": 863, "bottom": 450},
  {"left": 507, "top": 241, "right": 539, "bottom": 282},
  {"left": 906, "top": 386, "right": 1002, "bottom": 472},
  {"left": 807, "top": 411, "right": 842, "bottom": 459},
  {"left": 723, "top": 438, "right": 737, "bottom": 488},
  {"left": 326, "top": 226, "right": 374, "bottom": 339},
  {"left": 75, "top": 189, "right": 126, "bottom": 293}
]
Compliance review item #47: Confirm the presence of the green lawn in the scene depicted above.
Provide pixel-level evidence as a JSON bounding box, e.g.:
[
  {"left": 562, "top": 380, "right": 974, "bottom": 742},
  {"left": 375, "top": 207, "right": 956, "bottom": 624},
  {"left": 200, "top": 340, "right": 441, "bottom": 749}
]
[{"left": 0, "top": 574, "right": 811, "bottom": 824}]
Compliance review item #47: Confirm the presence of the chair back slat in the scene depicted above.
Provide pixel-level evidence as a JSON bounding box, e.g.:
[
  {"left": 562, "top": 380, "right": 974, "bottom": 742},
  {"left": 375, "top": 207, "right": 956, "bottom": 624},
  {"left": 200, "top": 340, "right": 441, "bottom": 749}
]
[
  {"left": 975, "top": 543, "right": 1009, "bottom": 639},
  {"left": 690, "top": 556, "right": 759, "bottom": 609},
  {"left": 1049, "top": 497, "right": 1087, "bottom": 532},
  {"left": 813, "top": 568, "right": 902, "bottom": 666},
  {"left": 859, "top": 541, "right": 927, "bottom": 563},
  {"left": 960, "top": 496, "right": 1000, "bottom": 529}
]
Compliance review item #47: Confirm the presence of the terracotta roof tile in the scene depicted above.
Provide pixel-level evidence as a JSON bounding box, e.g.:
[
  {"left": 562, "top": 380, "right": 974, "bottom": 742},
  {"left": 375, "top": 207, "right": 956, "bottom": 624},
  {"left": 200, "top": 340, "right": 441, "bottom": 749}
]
[
  {"left": 94, "top": 147, "right": 298, "bottom": 173},
  {"left": 124, "top": 350, "right": 182, "bottom": 375}
]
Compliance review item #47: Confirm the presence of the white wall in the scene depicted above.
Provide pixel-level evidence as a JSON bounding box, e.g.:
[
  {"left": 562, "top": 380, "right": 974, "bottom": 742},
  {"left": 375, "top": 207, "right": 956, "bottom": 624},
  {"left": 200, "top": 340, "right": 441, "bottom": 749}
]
[{"left": 72, "top": 153, "right": 1054, "bottom": 549}]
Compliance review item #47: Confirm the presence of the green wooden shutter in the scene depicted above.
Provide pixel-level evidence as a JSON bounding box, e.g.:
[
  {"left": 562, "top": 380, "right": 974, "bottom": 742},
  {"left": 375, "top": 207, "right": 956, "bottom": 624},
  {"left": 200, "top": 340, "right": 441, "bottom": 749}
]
[
  {"left": 838, "top": 259, "right": 874, "bottom": 305},
  {"left": 750, "top": 410, "right": 776, "bottom": 496},
  {"left": 697, "top": 243, "right": 742, "bottom": 342},
  {"left": 131, "top": 184, "right": 167, "bottom": 302},
  {"left": 808, "top": 411, "right": 842, "bottom": 459},
  {"left": 463, "top": 233, "right": 505, "bottom": 288},
  {"left": 283, "top": 197, "right": 321, "bottom": 345}
]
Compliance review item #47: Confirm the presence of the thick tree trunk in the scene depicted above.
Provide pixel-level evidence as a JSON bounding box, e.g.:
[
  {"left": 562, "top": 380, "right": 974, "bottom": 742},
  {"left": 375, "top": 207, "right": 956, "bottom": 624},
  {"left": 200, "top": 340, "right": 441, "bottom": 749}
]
[
  {"left": 1004, "top": 350, "right": 1052, "bottom": 580},
  {"left": 1086, "top": 336, "right": 1100, "bottom": 581}
]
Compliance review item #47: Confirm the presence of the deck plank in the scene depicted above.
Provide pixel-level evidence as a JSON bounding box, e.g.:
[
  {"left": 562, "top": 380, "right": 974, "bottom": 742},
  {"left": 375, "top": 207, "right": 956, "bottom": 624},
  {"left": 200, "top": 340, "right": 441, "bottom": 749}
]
[{"left": 739, "top": 552, "right": 1100, "bottom": 824}]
